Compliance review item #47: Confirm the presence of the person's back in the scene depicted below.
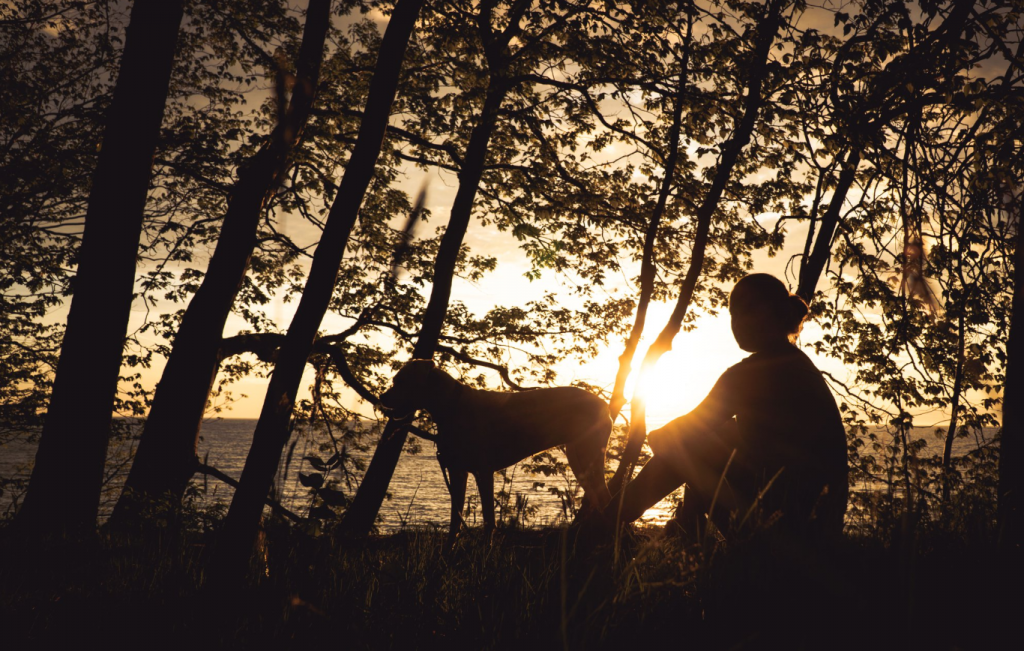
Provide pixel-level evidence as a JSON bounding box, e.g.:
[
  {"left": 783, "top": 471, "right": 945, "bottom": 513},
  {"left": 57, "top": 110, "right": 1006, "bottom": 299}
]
[{"left": 728, "top": 343, "right": 848, "bottom": 536}]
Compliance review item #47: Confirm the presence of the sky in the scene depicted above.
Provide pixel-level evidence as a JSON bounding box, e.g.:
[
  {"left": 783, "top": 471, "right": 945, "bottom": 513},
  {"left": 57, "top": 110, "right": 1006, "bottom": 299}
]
[
  {"left": 123, "top": 164, "right": 845, "bottom": 429},
  {"left": 107, "top": 0, "right": 973, "bottom": 432}
]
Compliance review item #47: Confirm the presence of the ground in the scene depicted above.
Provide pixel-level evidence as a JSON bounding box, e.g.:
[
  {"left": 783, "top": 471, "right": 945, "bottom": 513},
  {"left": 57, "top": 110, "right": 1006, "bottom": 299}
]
[{"left": 0, "top": 520, "right": 1019, "bottom": 650}]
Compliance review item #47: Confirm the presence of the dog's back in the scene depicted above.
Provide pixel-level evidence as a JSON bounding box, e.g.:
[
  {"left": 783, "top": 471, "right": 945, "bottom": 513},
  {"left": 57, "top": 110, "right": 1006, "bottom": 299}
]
[{"left": 445, "top": 386, "right": 611, "bottom": 473}]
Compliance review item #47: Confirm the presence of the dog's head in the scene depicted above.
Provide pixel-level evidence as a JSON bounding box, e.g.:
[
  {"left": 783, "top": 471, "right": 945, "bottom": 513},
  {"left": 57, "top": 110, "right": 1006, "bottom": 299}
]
[{"left": 379, "top": 359, "right": 436, "bottom": 418}]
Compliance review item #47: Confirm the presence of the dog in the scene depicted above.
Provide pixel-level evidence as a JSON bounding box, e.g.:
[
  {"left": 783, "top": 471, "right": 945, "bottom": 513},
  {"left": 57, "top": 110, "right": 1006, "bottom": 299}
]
[{"left": 380, "top": 359, "right": 613, "bottom": 542}]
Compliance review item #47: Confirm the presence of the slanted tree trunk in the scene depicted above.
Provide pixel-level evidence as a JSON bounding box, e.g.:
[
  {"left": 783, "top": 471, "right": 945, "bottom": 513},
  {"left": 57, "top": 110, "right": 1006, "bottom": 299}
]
[
  {"left": 339, "top": 1, "right": 537, "bottom": 538},
  {"left": 795, "top": 0, "right": 976, "bottom": 302},
  {"left": 608, "top": 10, "right": 693, "bottom": 423},
  {"left": 16, "top": 0, "right": 186, "bottom": 536},
  {"left": 608, "top": 0, "right": 784, "bottom": 495},
  {"left": 941, "top": 310, "right": 966, "bottom": 504},
  {"left": 206, "top": 0, "right": 426, "bottom": 586},
  {"left": 796, "top": 149, "right": 860, "bottom": 303},
  {"left": 109, "top": 0, "right": 332, "bottom": 526},
  {"left": 338, "top": 85, "right": 508, "bottom": 537}
]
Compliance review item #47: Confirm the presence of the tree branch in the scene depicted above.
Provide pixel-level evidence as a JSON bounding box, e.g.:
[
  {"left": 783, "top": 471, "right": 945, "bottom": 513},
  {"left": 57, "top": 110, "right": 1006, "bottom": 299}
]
[
  {"left": 314, "top": 107, "right": 464, "bottom": 166},
  {"left": 196, "top": 462, "right": 302, "bottom": 523},
  {"left": 435, "top": 343, "right": 527, "bottom": 390}
]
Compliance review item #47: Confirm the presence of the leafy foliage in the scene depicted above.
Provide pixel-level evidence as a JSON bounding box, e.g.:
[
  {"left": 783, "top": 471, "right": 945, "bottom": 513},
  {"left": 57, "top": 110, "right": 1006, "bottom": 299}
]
[{"left": 3, "top": 0, "right": 1022, "bottom": 535}]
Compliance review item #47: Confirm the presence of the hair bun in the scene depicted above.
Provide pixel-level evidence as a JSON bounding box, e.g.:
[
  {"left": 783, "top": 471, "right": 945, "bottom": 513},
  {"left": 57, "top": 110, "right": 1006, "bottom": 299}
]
[{"left": 786, "top": 294, "right": 809, "bottom": 332}]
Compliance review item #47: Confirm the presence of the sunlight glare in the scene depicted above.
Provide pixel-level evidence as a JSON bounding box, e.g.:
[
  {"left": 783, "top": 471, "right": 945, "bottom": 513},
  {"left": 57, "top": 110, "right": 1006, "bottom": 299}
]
[{"left": 585, "top": 303, "right": 746, "bottom": 428}]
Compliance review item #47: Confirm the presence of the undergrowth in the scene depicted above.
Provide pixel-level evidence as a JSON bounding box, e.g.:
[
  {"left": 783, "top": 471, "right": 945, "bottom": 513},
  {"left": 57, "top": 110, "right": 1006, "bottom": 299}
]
[{"left": 0, "top": 507, "right": 1019, "bottom": 650}]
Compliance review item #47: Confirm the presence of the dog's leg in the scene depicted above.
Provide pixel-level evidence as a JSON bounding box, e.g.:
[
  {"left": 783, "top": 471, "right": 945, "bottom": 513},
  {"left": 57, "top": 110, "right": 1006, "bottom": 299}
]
[
  {"left": 447, "top": 469, "right": 468, "bottom": 547},
  {"left": 473, "top": 471, "right": 495, "bottom": 534},
  {"left": 566, "top": 437, "right": 613, "bottom": 513}
]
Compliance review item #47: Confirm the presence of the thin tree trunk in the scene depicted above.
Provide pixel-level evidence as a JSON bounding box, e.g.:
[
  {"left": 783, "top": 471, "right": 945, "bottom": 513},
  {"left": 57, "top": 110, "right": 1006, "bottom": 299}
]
[
  {"left": 999, "top": 194, "right": 1024, "bottom": 551},
  {"left": 941, "top": 310, "right": 965, "bottom": 503},
  {"left": 16, "top": 0, "right": 185, "bottom": 536},
  {"left": 796, "top": 149, "right": 860, "bottom": 303},
  {"left": 207, "top": 0, "right": 425, "bottom": 585},
  {"left": 338, "top": 0, "right": 535, "bottom": 539},
  {"left": 795, "top": 0, "right": 975, "bottom": 303},
  {"left": 338, "top": 84, "right": 509, "bottom": 536},
  {"left": 608, "top": 10, "right": 693, "bottom": 422},
  {"left": 110, "top": 0, "right": 332, "bottom": 526},
  {"left": 608, "top": 0, "right": 784, "bottom": 495}
]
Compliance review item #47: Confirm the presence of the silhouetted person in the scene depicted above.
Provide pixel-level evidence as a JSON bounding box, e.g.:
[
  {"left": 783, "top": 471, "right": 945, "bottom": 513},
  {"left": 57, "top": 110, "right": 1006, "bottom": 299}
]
[{"left": 606, "top": 273, "right": 848, "bottom": 540}]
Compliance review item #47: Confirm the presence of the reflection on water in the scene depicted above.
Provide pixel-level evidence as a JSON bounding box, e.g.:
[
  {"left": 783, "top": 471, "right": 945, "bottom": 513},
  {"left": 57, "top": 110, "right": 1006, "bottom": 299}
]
[{"left": 0, "top": 419, "right": 987, "bottom": 531}]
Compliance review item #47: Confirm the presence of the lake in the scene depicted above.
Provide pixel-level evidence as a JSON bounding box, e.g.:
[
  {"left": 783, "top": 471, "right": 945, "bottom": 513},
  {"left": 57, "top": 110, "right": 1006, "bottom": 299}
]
[{"left": 0, "top": 418, "right": 992, "bottom": 531}]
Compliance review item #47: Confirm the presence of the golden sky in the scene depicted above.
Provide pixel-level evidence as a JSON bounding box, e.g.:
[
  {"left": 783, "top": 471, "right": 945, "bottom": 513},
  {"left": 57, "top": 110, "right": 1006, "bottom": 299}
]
[{"left": 108, "top": 1, "right": 964, "bottom": 430}]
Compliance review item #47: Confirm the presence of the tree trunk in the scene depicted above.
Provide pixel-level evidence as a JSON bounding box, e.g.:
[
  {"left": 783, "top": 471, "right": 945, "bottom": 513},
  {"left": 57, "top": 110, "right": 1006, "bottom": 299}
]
[
  {"left": 338, "top": 83, "right": 509, "bottom": 537},
  {"left": 109, "top": 0, "right": 332, "bottom": 526},
  {"left": 608, "top": 0, "right": 784, "bottom": 495},
  {"left": 16, "top": 0, "right": 185, "bottom": 536},
  {"left": 794, "top": 0, "right": 975, "bottom": 303},
  {"left": 206, "top": 0, "right": 425, "bottom": 586},
  {"left": 796, "top": 149, "right": 860, "bottom": 303},
  {"left": 941, "top": 310, "right": 965, "bottom": 504},
  {"left": 337, "top": 0, "right": 537, "bottom": 540},
  {"left": 999, "top": 196, "right": 1024, "bottom": 551},
  {"left": 608, "top": 11, "right": 693, "bottom": 422}
]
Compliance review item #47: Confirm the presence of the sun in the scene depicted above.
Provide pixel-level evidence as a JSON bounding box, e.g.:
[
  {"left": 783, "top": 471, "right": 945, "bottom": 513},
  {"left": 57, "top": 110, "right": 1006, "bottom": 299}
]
[{"left": 589, "top": 305, "right": 746, "bottom": 428}]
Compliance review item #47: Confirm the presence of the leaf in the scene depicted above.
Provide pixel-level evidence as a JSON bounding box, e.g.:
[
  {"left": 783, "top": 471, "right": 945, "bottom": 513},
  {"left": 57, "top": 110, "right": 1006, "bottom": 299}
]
[
  {"left": 298, "top": 472, "right": 324, "bottom": 489},
  {"left": 303, "top": 455, "right": 328, "bottom": 472},
  {"left": 319, "top": 486, "right": 348, "bottom": 507},
  {"left": 308, "top": 504, "right": 337, "bottom": 520}
]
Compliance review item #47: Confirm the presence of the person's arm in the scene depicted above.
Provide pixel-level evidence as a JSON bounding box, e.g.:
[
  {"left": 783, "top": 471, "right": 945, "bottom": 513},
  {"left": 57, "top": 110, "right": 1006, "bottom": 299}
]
[{"left": 648, "top": 364, "right": 741, "bottom": 453}]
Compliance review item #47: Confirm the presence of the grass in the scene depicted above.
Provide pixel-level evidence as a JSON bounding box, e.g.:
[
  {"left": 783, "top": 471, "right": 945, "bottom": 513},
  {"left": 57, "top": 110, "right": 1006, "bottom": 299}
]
[{"left": 1, "top": 511, "right": 1020, "bottom": 650}]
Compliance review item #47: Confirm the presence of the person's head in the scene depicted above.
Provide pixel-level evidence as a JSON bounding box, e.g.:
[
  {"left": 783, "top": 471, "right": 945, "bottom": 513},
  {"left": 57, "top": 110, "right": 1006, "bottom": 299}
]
[{"left": 729, "top": 273, "right": 808, "bottom": 353}]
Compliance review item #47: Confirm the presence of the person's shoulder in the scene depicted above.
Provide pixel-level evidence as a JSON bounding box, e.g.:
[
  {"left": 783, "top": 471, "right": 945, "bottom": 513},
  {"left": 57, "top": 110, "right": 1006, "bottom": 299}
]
[
  {"left": 789, "top": 344, "right": 823, "bottom": 368},
  {"left": 707, "top": 357, "right": 749, "bottom": 391},
  {"left": 735, "top": 343, "right": 814, "bottom": 373},
  {"left": 724, "top": 355, "right": 754, "bottom": 375},
  {"left": 720, "top": 352, "right": 765, "bottom": 384},
  {"left": 735, "top": 342, "right": 799, "bottom": 362}
]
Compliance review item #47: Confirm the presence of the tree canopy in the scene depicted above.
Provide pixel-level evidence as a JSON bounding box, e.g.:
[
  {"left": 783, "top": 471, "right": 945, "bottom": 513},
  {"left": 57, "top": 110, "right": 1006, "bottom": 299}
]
[{"left": 2, "top": 0, "right": 1022, "bottom": 546}]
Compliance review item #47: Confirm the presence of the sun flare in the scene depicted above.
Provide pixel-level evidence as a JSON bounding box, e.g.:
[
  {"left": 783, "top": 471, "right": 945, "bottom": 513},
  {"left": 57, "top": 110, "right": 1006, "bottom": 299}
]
[{"left": 584, "top": 304, "right": 746, "bottom": 428}]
